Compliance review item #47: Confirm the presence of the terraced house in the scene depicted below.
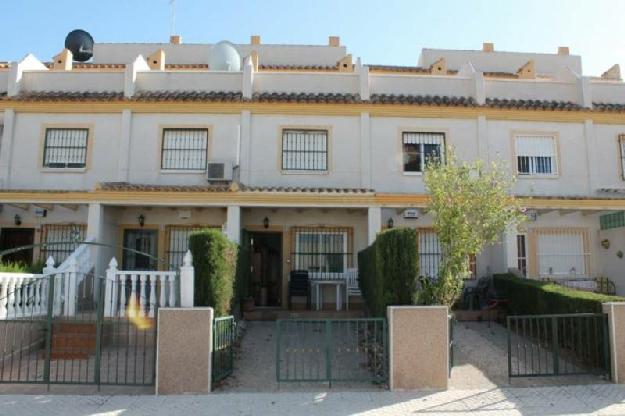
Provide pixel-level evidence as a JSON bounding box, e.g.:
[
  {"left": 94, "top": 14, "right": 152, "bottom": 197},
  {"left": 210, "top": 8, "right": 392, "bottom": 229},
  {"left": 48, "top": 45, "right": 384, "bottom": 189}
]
[{"left": 1, "top": 32, "right": 625, "bottom": 315}]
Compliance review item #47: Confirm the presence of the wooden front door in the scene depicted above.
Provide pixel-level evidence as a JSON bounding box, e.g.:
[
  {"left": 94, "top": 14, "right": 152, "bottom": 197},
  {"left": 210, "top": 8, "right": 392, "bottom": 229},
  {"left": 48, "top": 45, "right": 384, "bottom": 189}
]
[{"left": 0, "top": 227, "right": 35, "bottom": 265}]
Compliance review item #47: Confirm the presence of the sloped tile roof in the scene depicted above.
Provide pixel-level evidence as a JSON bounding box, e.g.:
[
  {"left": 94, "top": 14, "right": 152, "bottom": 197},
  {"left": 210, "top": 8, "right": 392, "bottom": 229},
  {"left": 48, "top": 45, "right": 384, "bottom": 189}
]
[
  {"left": 13, "top": 91, "right": 125, "bottom": 101},
  {"left": 133, "top": 91, "right": 243, "bottom": 102},
  {"left": 259, "top": 64, "right": 337, "bottom": 71},
  {"left": 97, "top": 182, "right": 374, "bottom": 194},
  {"left": 252, "top": 92, "right": 360, "bottom": 103},
  {"left": 485, "top": 98, "right": 581, "bottom": 111},
  {"left": 592, "top": 102, "right": 625, "bottom": 112},
  {"left": 369, "top": 94, "right": 475, "bottom": 106}
]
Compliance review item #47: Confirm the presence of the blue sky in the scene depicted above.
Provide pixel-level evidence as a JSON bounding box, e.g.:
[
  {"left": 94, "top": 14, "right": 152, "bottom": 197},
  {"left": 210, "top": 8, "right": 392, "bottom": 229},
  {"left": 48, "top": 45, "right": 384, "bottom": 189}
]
[{"left": 1, "top": 0, "right": 624, "bottom": 76}]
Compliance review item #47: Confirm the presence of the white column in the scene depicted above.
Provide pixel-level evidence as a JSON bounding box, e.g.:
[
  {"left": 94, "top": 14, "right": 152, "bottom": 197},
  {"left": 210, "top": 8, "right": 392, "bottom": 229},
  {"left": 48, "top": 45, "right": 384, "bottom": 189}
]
[
  {"left": 179, "top": 250, "right": 194, "bottom": 307},
  {"left": 360, "top": 112, "right": 371, "bottom": 189},
  {"left": 358, "top": 62, "right": 370, "bottom": 101},
  {"left": 226, "top": 205, "right": 241, "bottom": 244},
  {"left": 367, "top": 206, "right": 382, "bottom": 245},
  {"left": 87, "top": 203, "right": 105, "bottom": 277},
  {"left": 117, "top": 109, "right": 133, "bottom": 182},
  {"left": 583, "top": 119, "right": 596, "bottom": 194},
  {"left": 502, "top": 227, "right": 519, "bottom": 273},
  {"left": 242, "top": 55, "right": 254, "bottom": 100},
  {"left": 0, "top": 108, "right": 15, "bottom": 187}
]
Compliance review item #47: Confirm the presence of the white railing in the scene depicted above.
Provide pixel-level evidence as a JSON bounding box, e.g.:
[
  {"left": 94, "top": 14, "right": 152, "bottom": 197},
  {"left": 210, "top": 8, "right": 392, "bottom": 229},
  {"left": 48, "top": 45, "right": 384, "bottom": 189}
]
[
  {"left": 307, "top": 268, "right": 360, "bottom": 294},
  {"left": 103, "top": 258, "right": 179, "bottom": 318},
  {"left": 0, "top": 272, "right": 48, "bottom": 319}
]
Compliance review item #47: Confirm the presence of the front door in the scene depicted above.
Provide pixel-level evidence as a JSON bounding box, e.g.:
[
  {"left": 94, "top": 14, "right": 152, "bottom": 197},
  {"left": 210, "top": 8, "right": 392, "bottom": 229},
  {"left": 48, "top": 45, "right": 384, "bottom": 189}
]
[
  {"left": 0, "top": 227, "right": 35, "bottom": 265},
  {"left": 249, "top": 232, "right": 282, "bottom": 307},
  {"left": 122, "top": 229, "right": 158, "bottom": 270}
]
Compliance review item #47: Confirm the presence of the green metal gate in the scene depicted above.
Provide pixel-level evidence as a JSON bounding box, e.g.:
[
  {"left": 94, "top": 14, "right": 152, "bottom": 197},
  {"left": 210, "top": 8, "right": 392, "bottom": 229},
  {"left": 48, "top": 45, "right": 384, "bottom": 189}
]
[
  {"left": 276, "top": 318, "right": 387, "bottom": 385},
  {"left": 212, "top": 316, "right": 235, "bottom": 384},
  {"left": 507, "top": 313, "right": 611, "bottom": 380},
  {"left": 0, "top": 272, "right": 168, "bottom": 386}
]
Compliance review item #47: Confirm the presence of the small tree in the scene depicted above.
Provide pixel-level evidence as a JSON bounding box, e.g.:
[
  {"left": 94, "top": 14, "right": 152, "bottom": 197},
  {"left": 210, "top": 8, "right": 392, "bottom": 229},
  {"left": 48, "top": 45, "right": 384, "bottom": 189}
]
[{"left": 423, "top": 147, "right": 525, "bottom": 306}]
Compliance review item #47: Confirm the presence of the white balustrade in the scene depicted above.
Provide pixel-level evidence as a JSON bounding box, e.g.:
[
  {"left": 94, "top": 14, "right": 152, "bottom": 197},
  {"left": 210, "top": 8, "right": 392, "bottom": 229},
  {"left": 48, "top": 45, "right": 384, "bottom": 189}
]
[
  {"left": 101, "top": 256, "right": 180, "bottom": 319},
  {"left": 0, "top": 273, "right": 48, "bottom": 319}
]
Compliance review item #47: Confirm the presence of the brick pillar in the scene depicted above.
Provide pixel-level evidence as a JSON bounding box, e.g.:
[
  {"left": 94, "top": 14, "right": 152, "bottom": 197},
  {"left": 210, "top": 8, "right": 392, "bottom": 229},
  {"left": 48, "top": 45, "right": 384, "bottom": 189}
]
[
  {"left": 603, "top": 302, "right": 625, "bottom": 383},
  {"left": 156, "top": 307, "right": 214, "bottom": 394},
  {"left": 388, "top": 306, "right": 449, "bottom": 390}
]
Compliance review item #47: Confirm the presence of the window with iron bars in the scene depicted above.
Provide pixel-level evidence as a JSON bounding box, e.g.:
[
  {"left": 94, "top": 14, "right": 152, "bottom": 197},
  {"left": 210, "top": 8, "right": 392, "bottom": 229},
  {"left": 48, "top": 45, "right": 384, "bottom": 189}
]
[
  {"left": 165, "top": 225, "right": 219, "bottom": 270},
  {"left": 619, "top": 134, "right": 625, "bottom": 180},
  {"left": 402, "top": 132, "right": 445, "bottom": 173},
  {"left": 282, "top": 129, "right": 328, "bottom": 171},
  {"left": 43, "top": 128, "right": 88, "bottom": 168},
  {"left": 40, "top": 224, "right": 86, "bottom": 265},
  {"left": 290, "top": 227, "right": 353, "bottom": 276},
  {"left": 517, "top": 234, "right": 528, "bottom": 277},
  {"left": 535, "top": 228, "right": 590, "bottom": 278},
  {"left": 161, "top": 128, "right": 209, "bottom": 170},
  {"left": 418, "top": 230, "right": 476, "bottom": 279},
  {"left": 515, "top": 134, "right": 557, "bottom": 176}
]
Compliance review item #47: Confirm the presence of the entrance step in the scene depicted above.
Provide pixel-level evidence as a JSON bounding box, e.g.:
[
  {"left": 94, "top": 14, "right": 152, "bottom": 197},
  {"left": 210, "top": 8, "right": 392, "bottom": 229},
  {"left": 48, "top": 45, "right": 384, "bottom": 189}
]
[{"left": 244, "top": 308, "right": 365, "bottom": 321}]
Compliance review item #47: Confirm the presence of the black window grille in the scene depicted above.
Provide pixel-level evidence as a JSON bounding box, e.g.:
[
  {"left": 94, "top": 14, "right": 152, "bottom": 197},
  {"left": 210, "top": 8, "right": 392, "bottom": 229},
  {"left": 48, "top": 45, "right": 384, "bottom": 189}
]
[
  {"left": 161, "top": 128, "right": 208, "bottom": 170},
  {"left": 515, "top": 135, "right": 556, "bottom": 175},
  {"left": 40, "top": 224, "right": 86, "bottom": 265},
  {"left": 290, "top": 227, "right": 353, "bottom": 275},
  {"left": 282, "top": 130, "right": 328, "bottom": 171},
  {"left": 402, "top": 132, "right": 444, "bottom": 173},
  {"left": 517, "top": 234, "right": 527, "bottom": 277},
  {"left": 165, "top": 225, "right": 218, "bottom": 270},
  {"left": 43, "top": 128, "right": 88, "bottom": 168}
]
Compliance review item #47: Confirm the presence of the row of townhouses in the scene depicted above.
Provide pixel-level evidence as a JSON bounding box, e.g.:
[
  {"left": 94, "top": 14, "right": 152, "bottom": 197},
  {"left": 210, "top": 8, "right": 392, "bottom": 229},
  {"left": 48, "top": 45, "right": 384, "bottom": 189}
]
[{"left": 1, "top": 32, "right": 625, "bottom": 310}]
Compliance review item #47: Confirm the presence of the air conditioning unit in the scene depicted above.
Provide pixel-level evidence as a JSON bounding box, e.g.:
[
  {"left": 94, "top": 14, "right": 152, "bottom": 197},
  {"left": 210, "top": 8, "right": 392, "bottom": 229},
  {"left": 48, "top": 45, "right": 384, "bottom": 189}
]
[{"left": 206, "top": 160, "right": 233, "bottom": 181}]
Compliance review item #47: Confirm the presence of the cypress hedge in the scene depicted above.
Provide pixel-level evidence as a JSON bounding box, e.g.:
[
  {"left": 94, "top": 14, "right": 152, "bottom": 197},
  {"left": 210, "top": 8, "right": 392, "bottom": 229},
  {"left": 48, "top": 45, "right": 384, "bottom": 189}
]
[
  {"left": 493, "top": 273, "right": 623, "bottom": 315},
  {"left": 358, "top": 228, "right": 419, "bottom": 317},
  {"left": 188, "top": 229, "right": 238, "bottom": 317}
]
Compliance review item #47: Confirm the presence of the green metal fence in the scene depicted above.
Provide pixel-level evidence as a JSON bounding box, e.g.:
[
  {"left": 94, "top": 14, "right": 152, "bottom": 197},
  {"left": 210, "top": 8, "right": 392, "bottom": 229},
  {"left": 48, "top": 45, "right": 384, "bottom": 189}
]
[
  {"left": 212, "top": 316, "right": 235, "bottom": 384},
  {"left": 507, "top": 313, "right": 611, "bottom": 380},
  {"left": 0, "top": 272, "right": 169, "bottom": 386},
  {"left": 276, "top": 318, "right": 387, "bottom": 385}
]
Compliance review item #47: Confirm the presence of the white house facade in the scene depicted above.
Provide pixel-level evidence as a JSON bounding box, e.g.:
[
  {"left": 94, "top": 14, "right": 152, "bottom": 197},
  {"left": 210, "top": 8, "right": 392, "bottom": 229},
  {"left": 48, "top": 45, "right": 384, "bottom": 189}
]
[{"left": 1, "top": 33, "right": 625, "bottom": 312}]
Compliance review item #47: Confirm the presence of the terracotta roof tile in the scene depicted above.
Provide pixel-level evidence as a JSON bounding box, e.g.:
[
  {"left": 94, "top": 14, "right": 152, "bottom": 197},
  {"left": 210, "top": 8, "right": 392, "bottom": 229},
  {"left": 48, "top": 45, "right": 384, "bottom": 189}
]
[
  {"left": 592, "top": 102, "right": 625, "bottom": 112},
  {"left": 252, "top": 92, "right": 359, "bottom": 103},
  {"left": 133, "top": 91, "right": 242, "bottom": 102},
  {"left": 14, "top": 91, "right": 124, "bottom": 101},
  {"left": 369, "top": 94, "right": 475, "bottom": 106},
  {"left": 259, "top": 64, "right": 337, "bottom": 71},
  {"left": 97, "top": 182, "right": 374, "bottom": 194},
  {"left": 485, "top": 98, "right": 581, "bottom": 111}
]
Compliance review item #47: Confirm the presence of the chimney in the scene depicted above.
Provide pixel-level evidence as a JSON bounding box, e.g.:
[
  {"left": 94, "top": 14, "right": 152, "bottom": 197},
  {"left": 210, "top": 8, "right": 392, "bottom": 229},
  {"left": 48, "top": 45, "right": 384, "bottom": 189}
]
[
  {"left": 170, "top": 35, "right": 182, "bottom": 45},
  {"left": 250, "top": 35, "right": 261, "bottom": 45},
  {"left": 147, "top": 49, "right": 165, "bottom": 71},
  {"left": 52, "top": 48, "right": 73, "bottom": 71},
  {"left": 483, "top": 42, "right": 494, "bottom": 52},
  {"left": 251, "top": 50, "right": 259, "bottom": 71},
  {"left": 329, "top": 36, "right": 340, "bottom": 47},
  {"left": 558, "top": 46, "right": 570, "bottom": 56}
]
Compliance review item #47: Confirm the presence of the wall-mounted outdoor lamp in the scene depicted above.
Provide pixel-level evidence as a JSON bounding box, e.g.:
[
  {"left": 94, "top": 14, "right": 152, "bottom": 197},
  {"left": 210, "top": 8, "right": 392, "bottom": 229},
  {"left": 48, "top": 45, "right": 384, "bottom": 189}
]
[
  {"left": 387, "top": 218, "right": 394, "bottom": 229},
  {"left": 263, "top": 216, "right": 269, "bottom": 229},
  {"left": 138, "top": 214, "right": 145, "bottom": 228},
  {"left": 14, "top": 214, "right": 21, "bottom": 226}
]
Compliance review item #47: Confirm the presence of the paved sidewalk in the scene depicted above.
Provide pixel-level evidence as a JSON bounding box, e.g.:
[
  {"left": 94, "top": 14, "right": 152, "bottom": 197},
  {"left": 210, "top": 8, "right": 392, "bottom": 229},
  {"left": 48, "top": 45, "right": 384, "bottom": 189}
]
[{"left": 2, "top": 384, "right": 625, "bottom": 416}]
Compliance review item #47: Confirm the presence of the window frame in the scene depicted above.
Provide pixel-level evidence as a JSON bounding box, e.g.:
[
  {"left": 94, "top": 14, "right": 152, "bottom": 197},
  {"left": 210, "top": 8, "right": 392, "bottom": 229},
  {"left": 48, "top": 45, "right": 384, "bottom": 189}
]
[
  {"left": 160, "top": 127, "right": 210, "bottom": 172},
  {"left": 41, "top": 127, "right": 91, "bottom": 170},
  {"left": 280, "top": 128, "right": 330, "bottom": 173},
  {"left": 401, "top": 131, "right": 446, "bottom": 175},
  {"left": 513, "top": 133, "right": 559, "bottom": 178}
]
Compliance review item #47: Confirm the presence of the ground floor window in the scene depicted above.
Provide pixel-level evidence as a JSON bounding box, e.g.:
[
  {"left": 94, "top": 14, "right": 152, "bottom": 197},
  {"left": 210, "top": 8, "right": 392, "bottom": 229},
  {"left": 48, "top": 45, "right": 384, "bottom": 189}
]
[
  {"left": 122, "top": 229, "right": 158, "bottom": 271},
  {"left": 291, "top": 227, "right": 353, "bottom": 274},
  {"left": 418, "top": 229, "right": 475, "bottom": 279},
  {"left": 40, "top": 224, "right": 86, "bottom": 265},
  {"left": 165, "top": 225, "right": 218, "bottom": 270},
  {"left": 533, "top": 228, "right": 590, "bottom": 278},
  {"left": 516, "top": 234, "right": 527, "bottom": 277}
]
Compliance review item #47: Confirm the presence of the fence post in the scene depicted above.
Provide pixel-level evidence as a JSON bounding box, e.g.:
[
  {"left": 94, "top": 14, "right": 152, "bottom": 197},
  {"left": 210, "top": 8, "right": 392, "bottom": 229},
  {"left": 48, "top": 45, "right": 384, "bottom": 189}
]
[
  {"left": 603, "top": 302, "right": 625, "bottom": 383},
  {"left": 43, "top": 256, "right": 59, "bottom": 317},
  {"left": 552, "top": 316, "right": 560, "bottom": 375},
  {"left": 104, "top": 258, "right": 118, "bottom": 318},
  {"left": 179, "top": 250, "right": 194, "bottom": 307},
  {"left": 66, "top": 257, "right": 78, "bottom": 316}
]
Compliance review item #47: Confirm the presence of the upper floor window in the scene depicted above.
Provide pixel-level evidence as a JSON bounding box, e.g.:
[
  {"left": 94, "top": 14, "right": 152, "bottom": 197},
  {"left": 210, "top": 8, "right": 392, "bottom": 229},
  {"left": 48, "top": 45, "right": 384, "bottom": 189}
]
[
  {"left": 402, "top": 132, "right": 444, "bottom": 174},
  {"left": 619, "top": 134, "right": 625, "bottom": 179},
  {"left": 43, "top": 128, "right": 88, "bottom": 169},
  {"left": 282, "top": 129, "right": 328, "bottom": 171},
  {"left": 161, "top": 128, "right": 208, "bottom": 170},
  {"left": 515, "top": 134, "right": 557, "bottom": 176}
]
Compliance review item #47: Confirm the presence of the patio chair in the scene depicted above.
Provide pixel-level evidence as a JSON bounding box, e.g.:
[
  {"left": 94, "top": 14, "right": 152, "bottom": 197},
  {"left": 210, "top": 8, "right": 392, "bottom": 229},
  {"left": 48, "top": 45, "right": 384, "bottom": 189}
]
[{"left": 288, "top": 270, "right": 310, "bottom": 309}]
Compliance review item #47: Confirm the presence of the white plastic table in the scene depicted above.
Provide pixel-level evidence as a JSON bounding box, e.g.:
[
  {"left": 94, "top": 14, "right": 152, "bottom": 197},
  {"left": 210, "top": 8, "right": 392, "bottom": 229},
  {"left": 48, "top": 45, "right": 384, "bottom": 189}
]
[{"left": 310, "top": 279, "right": 346, "bottom": 311}]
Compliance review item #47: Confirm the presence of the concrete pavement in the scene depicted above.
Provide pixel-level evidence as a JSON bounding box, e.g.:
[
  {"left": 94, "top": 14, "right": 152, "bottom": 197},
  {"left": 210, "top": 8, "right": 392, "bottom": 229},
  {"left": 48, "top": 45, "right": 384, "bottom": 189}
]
[{"left": 2, "top": 384, "right": 625, "bottom": 415}]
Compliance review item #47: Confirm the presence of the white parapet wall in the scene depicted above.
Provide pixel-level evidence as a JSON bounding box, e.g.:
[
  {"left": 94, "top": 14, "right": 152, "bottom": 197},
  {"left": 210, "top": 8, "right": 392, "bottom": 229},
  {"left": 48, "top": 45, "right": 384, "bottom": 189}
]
[
  {"left": 135, "top": 71, "right": 243, "bottom": 93},
  {"left": 485, "top": 78, "right": 580, "bottom": 102},
  {"left": 590, "top": 81, "right": 625, "bottom": 104},
  {"left": 21, "top": 71, "right": 125, "bottom": 92},
  {"left": 253, "top": 72, "right": 359, "bottom": 94},
  {"left": 370, "top": 74, "right": 473, "bottom": 97}
]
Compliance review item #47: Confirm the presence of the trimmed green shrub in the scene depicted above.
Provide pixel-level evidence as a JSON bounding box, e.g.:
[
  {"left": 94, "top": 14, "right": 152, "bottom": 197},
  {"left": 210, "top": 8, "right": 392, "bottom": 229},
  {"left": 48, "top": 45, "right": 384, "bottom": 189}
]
[
  {"left": 189, "top": 229, "right": 237, "bottom": 316},
  {"left": 493, "top": 273, "right": 623, "bottom": 315},
  {"left": 358, "top": 228, "right": 419, "bottom": 317}
]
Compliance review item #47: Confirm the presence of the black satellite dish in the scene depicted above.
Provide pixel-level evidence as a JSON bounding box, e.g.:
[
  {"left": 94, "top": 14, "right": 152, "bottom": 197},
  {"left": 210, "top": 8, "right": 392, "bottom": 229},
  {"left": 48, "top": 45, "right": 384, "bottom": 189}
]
[{"left": 64, "top": 29, "right": 94, "bottom": 62}]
